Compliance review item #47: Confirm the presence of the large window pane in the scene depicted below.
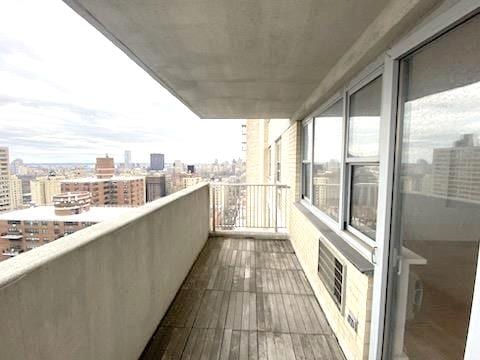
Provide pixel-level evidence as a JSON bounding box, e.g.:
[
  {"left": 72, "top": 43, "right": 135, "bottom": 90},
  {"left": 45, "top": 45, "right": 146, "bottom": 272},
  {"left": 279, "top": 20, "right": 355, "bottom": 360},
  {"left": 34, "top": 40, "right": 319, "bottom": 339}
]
[
  {"left": 313, "top": 100, "right": 343, "bottom": 220},
  {"left": 389, "top": 15, "right": 480, "bottom": 360},
  {"left": 349, "top": 165, "right": 378, "bottom": 239},
  {"left": 348, "top": 76, "right": 382, "bottom": 158}
]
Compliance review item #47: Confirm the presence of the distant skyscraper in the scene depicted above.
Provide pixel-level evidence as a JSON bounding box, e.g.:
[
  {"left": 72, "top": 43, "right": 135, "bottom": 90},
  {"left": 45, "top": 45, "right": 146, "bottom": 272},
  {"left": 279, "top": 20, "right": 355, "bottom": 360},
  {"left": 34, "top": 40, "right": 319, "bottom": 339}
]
[
  {"left": 10, "top": 158, "right": 24, "bottom": 175},
  {"left": 0, "top": 147, "right": 10, "bottom": 212},
  {"left": 95, "top": 155, "right": 115, "bottom": 179},
  {"left": 187, "top": 165, "right": 195, "bottom": 174},
  {"left": 150, "top": 153, "right": 165, "bottom": 171},
  {"left": 124, "top": 150, "right": 132, "bottom": 169},
  {"left": 173, "top": 160, "right": 184, "bottom": 173},
  {"left": 146, "top": 175, "right": 166, "bottom": 202}
]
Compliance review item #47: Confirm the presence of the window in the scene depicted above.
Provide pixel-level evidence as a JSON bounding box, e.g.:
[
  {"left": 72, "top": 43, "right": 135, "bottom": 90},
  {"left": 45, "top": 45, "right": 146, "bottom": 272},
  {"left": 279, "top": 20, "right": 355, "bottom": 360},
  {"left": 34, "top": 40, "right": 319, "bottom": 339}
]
[
  {"left": 347, "top": 77, "right": 382, "bottom": 158},
  {"left": 301, "top": 74, "right": 382, "bottom": 246},
  {"left": 302, "top": 121, "right": 312, "bottom": 199},
  {"left": 346, "top": 76, "right": 382, "bottom": 241},
  {"left": 313, "top": 99, "right": 343, "bottom": 221},
  {"left": 349, "top": 165, "right": 379, "bottom": 239},
  {"left": 388, "top": 14, "right": 480, "bottom": 360}
]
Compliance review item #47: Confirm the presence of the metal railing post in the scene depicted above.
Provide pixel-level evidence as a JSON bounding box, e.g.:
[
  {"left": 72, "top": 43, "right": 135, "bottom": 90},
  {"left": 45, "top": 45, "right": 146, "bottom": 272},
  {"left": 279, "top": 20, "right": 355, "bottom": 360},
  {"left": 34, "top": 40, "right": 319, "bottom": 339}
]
[
  {"left": 211, "top": 185, "right": 216, "bottom": 232},
  {"left": 274, "top": 185, "right": 278, "bottom": 232}
]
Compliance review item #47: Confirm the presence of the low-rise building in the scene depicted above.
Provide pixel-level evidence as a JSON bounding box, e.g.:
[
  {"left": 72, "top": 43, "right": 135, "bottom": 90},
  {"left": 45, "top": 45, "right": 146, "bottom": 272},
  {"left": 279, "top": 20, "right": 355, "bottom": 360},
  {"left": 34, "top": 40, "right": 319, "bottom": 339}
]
[{"left": 0, "top": 192, "right": 131, "bottom": 261}]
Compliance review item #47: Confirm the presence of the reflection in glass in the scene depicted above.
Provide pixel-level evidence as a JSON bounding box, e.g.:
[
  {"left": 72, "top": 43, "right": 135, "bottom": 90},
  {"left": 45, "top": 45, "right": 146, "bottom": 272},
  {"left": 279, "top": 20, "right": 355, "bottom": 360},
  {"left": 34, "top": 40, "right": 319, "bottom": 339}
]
[
  {"left": 348, "top": 76, "right": 382, "bottom": 158},
  {"left": 390, "top": 15, "right": 480, "bottom": 360},
  {"left": 313, "top": 100, "right": 342, "bottom": 220},
  {"left": 302, "top": 163, "right": 311, "bottom": 199},
  {"left": 349, "top": 165, "right": 378, "bottom": 239}
]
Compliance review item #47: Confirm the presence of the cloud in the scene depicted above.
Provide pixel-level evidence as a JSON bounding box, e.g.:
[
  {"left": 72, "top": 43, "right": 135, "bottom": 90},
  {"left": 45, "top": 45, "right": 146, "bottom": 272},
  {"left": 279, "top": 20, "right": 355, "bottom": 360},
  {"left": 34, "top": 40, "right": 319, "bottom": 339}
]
[{"left": 0, "top": 0, "right": 245, "bottom": 164}]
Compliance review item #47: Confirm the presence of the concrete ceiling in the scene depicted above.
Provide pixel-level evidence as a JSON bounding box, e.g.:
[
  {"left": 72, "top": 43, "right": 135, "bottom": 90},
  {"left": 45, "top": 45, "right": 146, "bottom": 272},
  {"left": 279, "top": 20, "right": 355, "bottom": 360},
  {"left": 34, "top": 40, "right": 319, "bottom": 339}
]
[{"left": 64, "top": 0, "right": 394, "bottom": 119}]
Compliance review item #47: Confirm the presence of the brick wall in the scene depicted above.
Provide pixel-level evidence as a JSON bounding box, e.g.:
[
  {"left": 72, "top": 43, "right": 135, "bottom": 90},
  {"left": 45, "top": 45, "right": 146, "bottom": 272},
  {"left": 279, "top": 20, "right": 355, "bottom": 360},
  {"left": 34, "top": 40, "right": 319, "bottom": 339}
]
[{"left": 289, "top": 206, "right": 373, "bottom": 360}]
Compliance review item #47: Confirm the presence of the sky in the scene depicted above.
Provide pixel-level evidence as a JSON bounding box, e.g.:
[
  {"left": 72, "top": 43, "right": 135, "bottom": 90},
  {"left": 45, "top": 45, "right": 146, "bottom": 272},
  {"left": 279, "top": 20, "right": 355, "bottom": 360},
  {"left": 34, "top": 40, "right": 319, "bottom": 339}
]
[{"left": 0, "top": 0, "right": 244, "bottom": 164}]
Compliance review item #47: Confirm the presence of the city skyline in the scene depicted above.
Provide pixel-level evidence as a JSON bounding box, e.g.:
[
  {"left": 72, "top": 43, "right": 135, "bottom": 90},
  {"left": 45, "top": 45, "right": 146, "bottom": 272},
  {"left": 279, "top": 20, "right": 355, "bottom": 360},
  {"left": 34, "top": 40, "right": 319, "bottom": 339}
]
[{"left": 0, "top": 1, "right": 244, "bottom": 164}]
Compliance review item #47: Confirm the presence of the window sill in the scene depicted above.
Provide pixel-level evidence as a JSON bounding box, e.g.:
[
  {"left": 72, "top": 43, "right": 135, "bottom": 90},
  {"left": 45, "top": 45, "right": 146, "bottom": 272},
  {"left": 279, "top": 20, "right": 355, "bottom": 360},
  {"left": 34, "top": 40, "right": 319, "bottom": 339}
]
[{"left": 294, "top": 202, "right": 374, "bottom": 275}]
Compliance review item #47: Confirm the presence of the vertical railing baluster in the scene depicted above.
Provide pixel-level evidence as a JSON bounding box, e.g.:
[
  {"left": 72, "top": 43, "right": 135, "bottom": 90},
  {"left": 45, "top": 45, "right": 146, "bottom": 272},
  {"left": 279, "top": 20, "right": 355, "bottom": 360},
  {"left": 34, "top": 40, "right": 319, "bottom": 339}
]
[
  {"left": 212, "top": 185, "right": 216, "bottom": 232},
  {"left": 274, "top": 185, "right": 278, "bottom": 232}
]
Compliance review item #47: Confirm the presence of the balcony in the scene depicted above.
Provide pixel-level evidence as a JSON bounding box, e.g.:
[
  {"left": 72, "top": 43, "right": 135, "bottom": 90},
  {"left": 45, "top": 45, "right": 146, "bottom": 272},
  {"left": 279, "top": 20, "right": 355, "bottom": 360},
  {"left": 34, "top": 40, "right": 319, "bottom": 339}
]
[
  {"left": 142, "top": 237, "right": 343, "bottom": 359},
  {"left": 0, "top": 183, "right": 344, "bottom": 359}
]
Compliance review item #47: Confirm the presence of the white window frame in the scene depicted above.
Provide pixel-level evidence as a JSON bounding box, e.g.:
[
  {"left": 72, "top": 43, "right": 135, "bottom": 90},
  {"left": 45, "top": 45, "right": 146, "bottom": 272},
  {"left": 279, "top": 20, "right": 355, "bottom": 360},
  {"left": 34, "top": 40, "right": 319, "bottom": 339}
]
[
  {"left": 368, "top": 2, "right": 480, "bottom": 360},
  {"left": 304, "top": 92, "right": 344, "bottom": 230},
  {"left": 344, "top": 69, "right": 383, "bottom": 248},
  {"left": 300, "top": 62, "right": 383, "bottom": 259},
  {"left": 301, "top": 120, "right": 313, "bottom": 202}
]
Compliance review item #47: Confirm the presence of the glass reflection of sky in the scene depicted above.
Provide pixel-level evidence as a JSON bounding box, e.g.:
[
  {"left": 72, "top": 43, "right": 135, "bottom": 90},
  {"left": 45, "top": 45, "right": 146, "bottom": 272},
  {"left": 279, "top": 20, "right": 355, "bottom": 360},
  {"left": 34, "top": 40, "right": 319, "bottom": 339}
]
[
  {"left": 314, "top": 116, "right": 342, "bottom": 163},
  {"left": 348, "top": 116, "right": 380, "bottom": 157},
  {"left": 403, "top": 81, "right": 480, "bottom": 164}
]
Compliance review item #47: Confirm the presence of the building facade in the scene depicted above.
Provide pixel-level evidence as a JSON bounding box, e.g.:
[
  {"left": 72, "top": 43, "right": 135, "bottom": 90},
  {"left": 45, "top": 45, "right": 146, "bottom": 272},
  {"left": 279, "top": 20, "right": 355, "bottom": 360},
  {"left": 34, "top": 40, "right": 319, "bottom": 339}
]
[
  {"left": 95, "top": 156, "right": 115, "bottom": 179},
  {"left": 61, "top": 176, "right": 145, "bottom": 206},
  {"left": 0, "top": 199, "right": 130, "bottom": 261},
  {"left": 150, "top": 153, "right": 165, "bottom": 171},
  {"left": 30, "top": 175, "right": 63, "bottom": 205},
  {"left": 145, "top": 175, "right": 166, "bottom": 202},
  {"left": 8, "top": 175, "right": 23, "bottom": 210},
  {"left": 124, "top": 150, "right": 132, "bottom": 169},
  {"left": 0, "top": 147, "right": 10, "bottom": 212}
]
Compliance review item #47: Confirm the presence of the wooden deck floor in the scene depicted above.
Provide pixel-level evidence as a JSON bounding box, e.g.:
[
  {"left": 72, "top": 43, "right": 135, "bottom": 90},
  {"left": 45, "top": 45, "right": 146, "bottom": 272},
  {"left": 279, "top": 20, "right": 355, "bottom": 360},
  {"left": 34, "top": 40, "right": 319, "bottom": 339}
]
[{"left": 141, "top": 237, "right": 345, "bottom": 360}]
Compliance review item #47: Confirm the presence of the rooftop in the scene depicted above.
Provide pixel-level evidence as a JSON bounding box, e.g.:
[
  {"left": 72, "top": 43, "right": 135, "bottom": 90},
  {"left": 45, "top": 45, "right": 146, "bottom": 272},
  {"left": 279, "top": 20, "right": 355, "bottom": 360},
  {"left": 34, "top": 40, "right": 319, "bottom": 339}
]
[
  {"left": 0, "top": 206, "right": 133, "bottom": 222},
  {"left": 61, "top": 176, "right": 145, "bottom": 184}
]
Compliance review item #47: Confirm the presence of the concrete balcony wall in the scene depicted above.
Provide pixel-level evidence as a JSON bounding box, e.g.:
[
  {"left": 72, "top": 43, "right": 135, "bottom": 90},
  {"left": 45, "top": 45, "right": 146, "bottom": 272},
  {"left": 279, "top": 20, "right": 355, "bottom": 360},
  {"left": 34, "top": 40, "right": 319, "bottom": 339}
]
[{"left": 0, "top": 183, "right": 210, "bottom": 360}]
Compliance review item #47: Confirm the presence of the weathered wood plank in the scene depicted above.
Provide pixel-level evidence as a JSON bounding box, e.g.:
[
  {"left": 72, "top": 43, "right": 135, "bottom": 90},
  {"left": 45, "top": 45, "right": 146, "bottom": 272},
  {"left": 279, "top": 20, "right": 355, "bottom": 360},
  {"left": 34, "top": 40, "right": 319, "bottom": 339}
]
[{"left": 142, "top": 237, "right": 346, "bottom": 360}]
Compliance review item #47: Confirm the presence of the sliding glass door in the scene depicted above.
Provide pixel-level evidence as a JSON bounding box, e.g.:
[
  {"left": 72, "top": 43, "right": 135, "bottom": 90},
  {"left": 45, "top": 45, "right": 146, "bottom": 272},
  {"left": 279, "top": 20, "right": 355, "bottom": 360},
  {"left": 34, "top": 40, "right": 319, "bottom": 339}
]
[{"left": 387, "top": 14, "right": 480, "bottom": 360}]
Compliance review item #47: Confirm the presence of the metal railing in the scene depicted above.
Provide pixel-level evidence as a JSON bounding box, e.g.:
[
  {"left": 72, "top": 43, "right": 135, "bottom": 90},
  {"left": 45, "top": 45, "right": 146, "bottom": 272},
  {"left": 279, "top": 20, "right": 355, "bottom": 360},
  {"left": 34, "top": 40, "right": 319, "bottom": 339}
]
[{"left": 210, "top": 183, "right": 289, "bottom": 232}]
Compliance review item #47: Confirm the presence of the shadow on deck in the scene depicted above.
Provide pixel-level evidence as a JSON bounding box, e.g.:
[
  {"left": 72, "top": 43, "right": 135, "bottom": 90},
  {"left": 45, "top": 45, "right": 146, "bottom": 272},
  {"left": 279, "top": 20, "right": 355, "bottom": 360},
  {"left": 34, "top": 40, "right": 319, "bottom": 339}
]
[{"left": 141, "top": 237, "right": 345, "bottom": 359}]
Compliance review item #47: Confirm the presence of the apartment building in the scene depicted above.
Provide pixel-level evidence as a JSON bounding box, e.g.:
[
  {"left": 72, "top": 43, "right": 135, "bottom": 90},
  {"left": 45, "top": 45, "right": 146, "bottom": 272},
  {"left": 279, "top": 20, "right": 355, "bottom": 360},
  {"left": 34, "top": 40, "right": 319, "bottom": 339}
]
[
  {"left": 145, "top": 175, "right": 166, "bottom": 202},
  {"left": 0, "top": 192, "right": 131, "bottom": 261},
  {"left": 8, "top": 175, "right": 23, "bottom": 210},
  {"left": 124, "top": 150, "right": 132, "bottom": 169},
  {"left": 61, "top": 176, "right": 145, "bottom": 206},
  {"left": 95, "top": 156, "right": 115, "bottom": 179},
  {"left": 30, "top": 175, "right": 63, "bottom": 205},
  {"left": 2, "top": 2, "right": 480, "bottom": 360},
  {"left": 0, "top": 147, "right": 10, "bottom": 212},
  {"left": 182, "top": 175, "right": 202, "bottom": 189}
]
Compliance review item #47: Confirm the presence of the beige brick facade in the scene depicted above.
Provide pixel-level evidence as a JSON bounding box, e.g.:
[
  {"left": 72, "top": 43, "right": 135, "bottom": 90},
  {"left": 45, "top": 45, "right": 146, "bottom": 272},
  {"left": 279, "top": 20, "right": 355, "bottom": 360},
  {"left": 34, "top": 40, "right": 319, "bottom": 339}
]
[
  {"left": 245, "top": 119, "right": 269, "bottom": 183},
  {"left": 289, "top": 205, "right": 373, "bottom": 360}
]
